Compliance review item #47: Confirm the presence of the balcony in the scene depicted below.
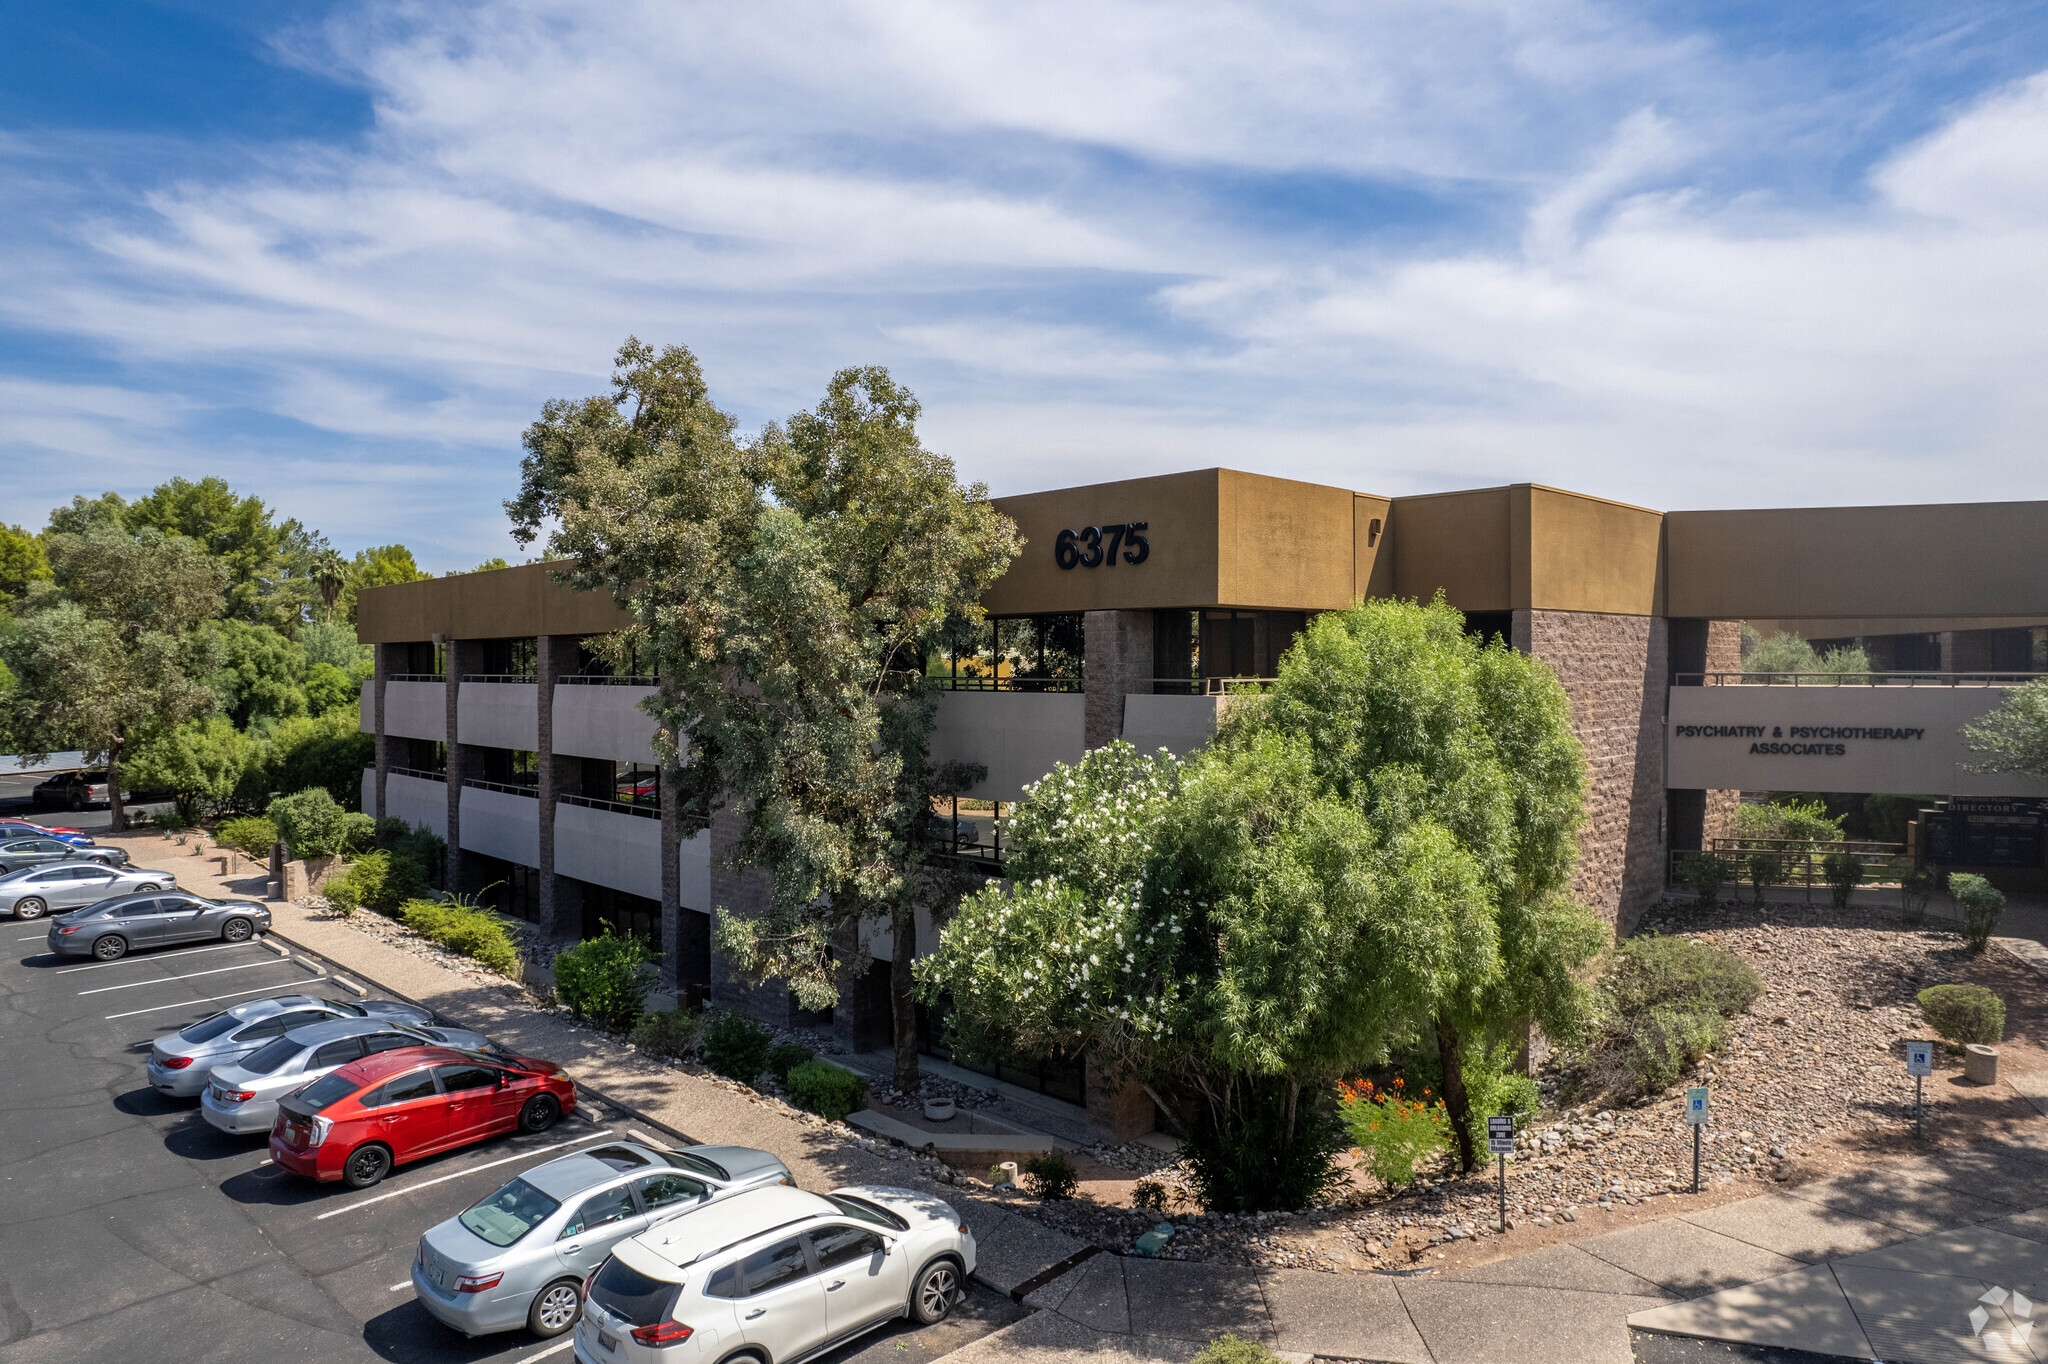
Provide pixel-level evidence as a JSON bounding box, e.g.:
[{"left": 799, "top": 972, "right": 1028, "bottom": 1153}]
[
  {"left": 458, "top": 677, "right": 538, "bottom": 750},
  {"left": 927, "top": 691, "right": 1085, "bottom": 804},
  {"left": 1121, "top": 693, "right": 1227, "bottom": 758},
  {"left": 381, "top": 678, "right": 447, "bottom": 742},
  {"left": 458, "top": 780, "right": 540, "bottom": 868},
  {"left": 365, "top": 767, "right": 448, "bottom": 838},
  {"left": 553, "top": 680, "right": 660, "bottom": 764},
  {"left": 554, "top": 797, "right": 712, "bottom": 907}
]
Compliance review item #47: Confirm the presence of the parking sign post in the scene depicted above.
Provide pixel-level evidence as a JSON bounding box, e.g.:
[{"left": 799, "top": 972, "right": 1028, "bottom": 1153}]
[
  {"left": 1907, "top": 1040, "right": 1934, "bottom": 1139},
  {"left": 1686, "top": 1087, "right": 1709, "bottom": 1193},
  {"left": 1487, "top": 1115, "right": 1514, "bottom": 1232}
]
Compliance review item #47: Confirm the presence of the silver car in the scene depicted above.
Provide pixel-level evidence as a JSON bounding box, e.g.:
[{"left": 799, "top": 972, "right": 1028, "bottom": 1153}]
[
  {"left": 1, "top": 862, "right": 177, "bottom": 919},
  {"left": 201, "top": 1016, "right": 500, "bottom": 1134},
  {"left": 146, "top": 993, "right": 436, "bottom": 1097},
  {"left": 412, "top": 1141, "right": 795, "bottom": 1339},
  {"left": 48, "top": 892, "right": 271, "bottom": 961},
  {"left": 0, "top": 835, "right": 125, "bottom": 874}
]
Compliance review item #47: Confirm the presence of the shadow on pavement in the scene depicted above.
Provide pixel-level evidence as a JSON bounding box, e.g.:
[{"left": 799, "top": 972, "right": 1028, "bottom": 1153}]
[
  {"left": 114, "top": 1084, "right": 192, "bottom": 1117},
  {"left": 361, "top": 1300, "right": 545, "bottom": 1364}
]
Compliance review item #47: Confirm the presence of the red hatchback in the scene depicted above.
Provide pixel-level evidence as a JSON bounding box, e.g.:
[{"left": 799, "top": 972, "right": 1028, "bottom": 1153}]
[{"left": 269, "top": 1045, "right": 576, "bottom": 1189}]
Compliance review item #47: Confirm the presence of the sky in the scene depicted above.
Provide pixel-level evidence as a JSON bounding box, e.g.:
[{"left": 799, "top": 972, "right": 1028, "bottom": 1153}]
[{"left": 4, "top": 0, "right": 2048, "bottom": 571}]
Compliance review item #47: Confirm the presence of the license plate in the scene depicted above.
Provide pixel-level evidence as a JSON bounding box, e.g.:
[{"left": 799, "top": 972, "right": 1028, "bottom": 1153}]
[{"left": 597, "top": 1330, "right": 619, "bottom": 1352}]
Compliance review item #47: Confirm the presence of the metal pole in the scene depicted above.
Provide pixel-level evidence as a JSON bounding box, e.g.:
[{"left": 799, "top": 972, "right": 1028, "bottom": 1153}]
[
  {"left": 1692, "top": 1124, "right": 1701, "bottom": 1194},
  {"left": 1498, "top": 1153, "right": 1507, "bottom": 1232},
  {"left": 1916, "top": 1074, "right": 1923, "bottom": 1140}
]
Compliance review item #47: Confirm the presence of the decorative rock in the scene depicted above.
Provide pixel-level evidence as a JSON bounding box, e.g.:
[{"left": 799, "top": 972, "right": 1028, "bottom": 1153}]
[
  {"left": 1133, "top": 1222, "right": 1175, "bottom": 1256},
  {"left": 1964, "top": 1044, "right": 2000, "bottom": 1085}
]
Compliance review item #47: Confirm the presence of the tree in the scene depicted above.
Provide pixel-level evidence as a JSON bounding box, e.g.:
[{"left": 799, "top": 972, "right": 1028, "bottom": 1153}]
[
  {"left": 1216, "top": 597, "right": 1604, "bottom": 1171},
  {"left": 510, "top": 338, "right": 1020, "bottom": 1091},
  {"left": 204, "top": 620, "right": 310, "bottom": 728},
  {"left": 1741, "top": 626, "right": 1871, "bottom": 680},
  {"left": 126, "top": 476, "right": 284, "bottom": 624},
  {"left": 0, "top": 524, "right": 52, "bottom": 604},
  {"left": 1964, "top": 678, "right": 2048, "bottom": 779},
  {"left": 124, "top": 716, "right": 262, "bottom": 820},
  {"left": 45, "top": 492, "right": 129, "bottom": 537},
  {"left": 263, "top": 710, "right": 374, "bottom": 809},
  {"left": 339, "top": 544, "right": 429, "bottom": 623},
  {"left": 0, "top": 525, "right": 226, "bottom": 828}
]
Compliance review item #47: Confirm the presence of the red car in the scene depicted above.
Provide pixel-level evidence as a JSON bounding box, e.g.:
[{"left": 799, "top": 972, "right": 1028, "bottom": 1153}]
[{"left": 269, "top": 1045, "right": 576, "bottom": 1189}]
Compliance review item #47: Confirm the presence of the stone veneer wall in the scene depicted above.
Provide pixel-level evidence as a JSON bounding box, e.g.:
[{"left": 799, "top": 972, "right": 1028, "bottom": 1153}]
[
  {"left": 1702, "top": 619, "right": 1744, "bottom": 843},
  {"left": 1084, "top": 609, "right": 1153, "bottom": 749},
  {"left": 1516, "top": 609, "right": 1668, "bottom": 934},
  {"left": 707, "top": 803, "right": 799, "bottom": 1028}
]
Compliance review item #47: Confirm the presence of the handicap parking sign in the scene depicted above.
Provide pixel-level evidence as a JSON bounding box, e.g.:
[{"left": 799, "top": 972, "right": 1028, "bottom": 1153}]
[
  {"left": 1907, "top": 1040, "right": 1934, "bottom": 1077},
  {"left": 1686, "top": 1087, "right": 1709, "bottom": 1125}
]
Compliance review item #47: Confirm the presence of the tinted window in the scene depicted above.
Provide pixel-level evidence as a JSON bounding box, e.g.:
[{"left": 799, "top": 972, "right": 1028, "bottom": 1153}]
[
  {"left": 704, "top": 1264, "right": 743, "bottom": 1299},
  {"left": 178, "top": 1012, "right": 243, "bottom": 1044},
  {"left": 1, "top": 841, "right": 37, "bottom": 853},
  {"left": 115, "top": 900, "right": 161, "bottom": 918},
  {"left": 634, "top": 1172, "right": 706, "bottom": 1211},
  {"left": 740, "top": 1238, "right": 811, "bottom": 1295},
  {"left": 294, "top": 1072, "right": 359, "bottom": 1112},
  {"left": 587, "top": 1145, "right": 651, "bottom": 1172},
  {"left": 435, "top": 1065, "right": 499, "bottom": 1093},
  {"left": 311, "top": 1037, "right": 366, "bottom": 1068},
  {"left": 240, "top": 1039, "right": 305, "bottom": 1076},
  {"left": 360, "top": 1032, "right": 419, "bottom": 1054},
  {"left": 29, "top": 869, "right": 66, "bottom": 883},
  {"left": 825, "top": 1194, "right": 910, "bottom": 1231},
  {"left": 560, "top": 1186, "right": 637, "bottom": 1238},
  {"left": 459, "top": 1178, "right": 561, "bottom": 1248},
  {"left": 662, "top": 1150, "right": 728, "bottom": 1180},
  {"left": 158, "top": 896, "right": 203, "bottom": 912},
  {"left": 329, "top": 1001, "right": 368, "bottom": 1017},
  {"left": 588, "top": 1257, "right": 680, "bottom": 1328},
  {"left": 370, "top": 1070, "right": 439, "bottom": 1106},
  {"left": 808, "top": 1225, "right": 884, "bottom": 1270}
]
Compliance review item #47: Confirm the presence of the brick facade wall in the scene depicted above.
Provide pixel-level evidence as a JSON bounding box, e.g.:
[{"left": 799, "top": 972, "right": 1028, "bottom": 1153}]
[
  {"left": 1517, "top": 610, "right": 1668, "bottom": 934},
  {"left": 707, "top": 803, "right": 798, "bottom": 1027},
  {"left": 1703, "top": 619, "right": 1744, "bottom": 842},
  {"left": 1084, "top": 609, "right": 1152, "bottom": 749}
]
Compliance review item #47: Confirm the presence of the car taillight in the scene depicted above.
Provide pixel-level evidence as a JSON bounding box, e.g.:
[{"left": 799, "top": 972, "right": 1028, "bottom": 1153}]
[
  {"left": 581, "top": 1273, "right": 595, "bottom": 1301},
  {"left": 454, "top": 1272, "right": 503, "bottom": 1294},
  {"left": 56, "top": 925, "right": 83, "bottom": 936},
  {"left": 630, "top": 1322, "right": 694, "bottom": 1346},
  {"left": 307, "top": 1115, "right": 332, "bottom": 1147},
  {"left": 159, "top": 1055, "right": 195, "bottom": 1070},
  {"left": 219, "top": 1088, "right": 255, "bottom": 1103}
]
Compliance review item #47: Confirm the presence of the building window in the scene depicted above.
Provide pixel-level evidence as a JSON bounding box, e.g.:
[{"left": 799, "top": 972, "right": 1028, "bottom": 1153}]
[
  {"left": 576, "top": 635, "right": 658, "bottom": 680},
  {"left": 399, "top": 641, "right": 443, "bottom": 676},
  {"left": 579, "top": 758, "right": 658, "bottom": 810},
  {"left": 934, "top": 615, "right": 1082, "bottom": 691},
  {"left": 399, "top": 739, "right": 446, "bottom": 774},
  {"left": 1154, "top": 609, "right": 1310, "bottom": 691},
  {"left": 478, "top": 748, "right": 540, "bottom": 788},
  {"left": 469, "top": 854, "right": 541, "bottom": 923},
  {"left": 579, "top": 884, "right": 661, "bottom": 952}
]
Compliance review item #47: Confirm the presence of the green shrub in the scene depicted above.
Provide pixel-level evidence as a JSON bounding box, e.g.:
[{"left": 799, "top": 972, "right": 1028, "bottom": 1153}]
[
  {"left": 339, "top": 811, "right": 376, "bottom": 855},
  {"left": 1900, "top": 862, "right": 1945, "bottom": 927},
  {"left": 767, "top": 1043, "right": 815, "bottom": 1084},
  {"left": 631, "top": 1007, "right": 701, "bottom": 1061},
  {"left": 398, "top": 898, "right": 520, "bottom": 975},
  {"left": 1183, "top": 1081, "right": 1349, "bottom": 1212},
  {"left": 267, "top": 787, "right": 353, "bottom": 859},
  {"left": 1676, "top": 852, "right": 1728, "bottom": 906},
  {"left": 700, "top": 1011, "right": 774, "bottom": 1083},
  {"left": 1586, "top": 935, "right": 1760, "bottom": 1095},
  {"left": 216, "top": 815, "right": 278, "bottom": 859},
  {"left": 1132, "top": 1179, "right": 1167, "bottom": 1212},
  {"left": 322, "top": 850, "right": 430, "bottom": 920},
  {"left": 1918, "top": 984, "right": 2006, "bottom": 1048},
  {"left": 786, "top": 1060, "right": 870, "bottom": 1121},
  {"left": 1822, "top": 852, "right": 1863, "bottom": 909},
  {"left": 1191, "top": 1335, "right": 1283, "bottom": 1364},
  {"left": 1950, "top": 874, "right": 2006, "bottom": 953},
  {"left": 377, "top": 819, "right": 445, "bottom": 888},
  {"left": 1338, "top": 1078, "right": 1450, "bottom": 1188},
  {"left": 1022, "top": 1150, "right": 1080, "bottom": 1200},
  {"left": 1745, "top": 851, "right": 1782, "bottom": 904},
  {"left": 552, "top": 929, "right": 657, "bottom": 1033},
  {"left": 1617, "top": 1004, "right": 1730, "bottom": 1093}
]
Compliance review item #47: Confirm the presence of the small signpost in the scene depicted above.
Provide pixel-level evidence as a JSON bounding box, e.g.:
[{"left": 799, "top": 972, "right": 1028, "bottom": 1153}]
[
  {"left": 1907, "top": 1040, "right": 1934, "bottom": 1139},
  {"left": 1686, "top": 1086, "right": 1710, "bottom": 1193},
  {"left": 1487, "top": 1115, "right": 1515, "bottom": 1231}
]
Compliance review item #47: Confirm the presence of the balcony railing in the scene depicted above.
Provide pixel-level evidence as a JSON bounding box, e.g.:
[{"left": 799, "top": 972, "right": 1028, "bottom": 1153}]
[
  {"left": 559, "top": 674, "right": 659, "bottom": 686},
  {"left": 462, "top": 778, "right": 539, "bottom": 798},
  {"left": 1151, "top": 676, "right": 1277, "bottom": 696},
  {"left": 929, "top": 814, "right": 1006, "bottom": 873},
  {"left": 387, "top": 673, "right": 445, "bottom": 683},
  {"left": 462, "top": 673, "right": 538, "bottom": 684},
  {"left": 1669, "top": 837, "right": 1908, "bottom": 887},
  {"left": 561, "top": 791, "right": 660, "bottom": 820},
  {"left": 1680, "top": 671, "right": 2039, "bottom": 687},
  {"left": 388, "top": 767, "right": 446, "bottom": 783},
  {"left": 927, "top": 674, "right": 1082, "bottom": 693}
]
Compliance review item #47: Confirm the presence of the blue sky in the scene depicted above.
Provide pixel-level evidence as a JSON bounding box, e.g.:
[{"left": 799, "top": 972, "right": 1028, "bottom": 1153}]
[{"left": 5, "top": 0, "right": 2048, "bottom": 570}]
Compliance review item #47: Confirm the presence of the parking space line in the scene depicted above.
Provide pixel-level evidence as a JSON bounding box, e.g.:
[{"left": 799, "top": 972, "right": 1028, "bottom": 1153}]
[
  {"left": 103, "top": 975, "right": 328, "bottom": 1020},
  {"left": 17, "top": 931, "right": 49, "bottom": 940},
  {"left": 78, "top": 958, "right": 298, "bottom": 995},
  {"left": 58, "top": 942, "right": 269, "bottom": 974},
  {"left": 519, "top": 1340, "right": 576, "bottom": 1362},
  {"left": 389, "top": 1280, "right": 410, "bottom": 1291},
  {"left": 313, "top": 1129, "right": 614, "bottom": 1220}
]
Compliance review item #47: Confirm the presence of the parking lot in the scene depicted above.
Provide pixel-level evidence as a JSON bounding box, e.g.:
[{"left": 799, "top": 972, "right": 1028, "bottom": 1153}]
[{"left": 0, "top": 892, "right": 1021, "bottom": 1364}]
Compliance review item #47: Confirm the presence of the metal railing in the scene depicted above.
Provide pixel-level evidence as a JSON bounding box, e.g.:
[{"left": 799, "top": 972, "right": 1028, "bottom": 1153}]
[
  {"left": 930, "top": 814, "right": 1005, "bottom": 872},
  {"left": 461, "top": 673, "right": 537, "bottom": 684},
  {"left": 1670, "top": 838, "right": 1907, "bottom": 887},
  {"left": 559, "top": 674, "right": 660, "bottom": 687},
  {"left": 1151, "top": 676, "right": 1278, "bottom": 696},
  {"left": 387, "top": 673, "right": 444, "bottom": 683},
  {"left": 561, "top": 791, "right": 660, "bottom": 820},
  {"left": 1679, "top": 671, "right": 2039, "bottom": 687},
  {"left": 388, "top": 767, "right": 446, "bottom": 783},
  {"left": 928, "top": 674, "right": 1082, "bottom": 693},
  {"left": 461, "top": 778, "right": 539, "bottom": 798}
]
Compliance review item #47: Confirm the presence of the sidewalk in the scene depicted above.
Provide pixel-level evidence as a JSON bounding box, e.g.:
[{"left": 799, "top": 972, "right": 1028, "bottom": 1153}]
[{"left": 113, "top": 832, "right": 2048, "bottom": 1364}]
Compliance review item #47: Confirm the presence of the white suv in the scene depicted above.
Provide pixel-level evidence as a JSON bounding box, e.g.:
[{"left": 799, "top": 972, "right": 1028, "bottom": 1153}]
[{"left": 573, "top": 1184, "right": 974, "bottom": 1364}]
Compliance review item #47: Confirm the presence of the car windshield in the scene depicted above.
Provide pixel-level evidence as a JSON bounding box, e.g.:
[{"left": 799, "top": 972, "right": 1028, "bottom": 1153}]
[
  {"left": 329, "top": 1001, "right": 368, "bottom": 1017},
  {"left": 293, "top": 1072, "right": 358, "bottom": 1112},
  {"left": 178, "top": 1013, "right": 244, "bottom": 1044},
  {"left": 826, "top": 1194, "right": 909, "bottom": 1231},
  {"left": 458, "top": 1178, "right": 562, "bottom": 1247},
  {"left": 588, "top": 1257, "right": 680, "bottom": 1327},
  {"left": 240, "top": 1038, "right": 304, "bottom": 1076}
]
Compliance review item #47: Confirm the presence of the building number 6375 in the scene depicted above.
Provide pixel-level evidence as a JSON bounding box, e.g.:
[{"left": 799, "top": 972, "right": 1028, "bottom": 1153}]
[{"left": 1055, "top": 522, "right": 1149, "bottom": 569}]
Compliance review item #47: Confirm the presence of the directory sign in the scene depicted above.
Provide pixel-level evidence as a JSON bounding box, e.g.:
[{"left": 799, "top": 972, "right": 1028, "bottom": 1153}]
[{"left": 1685, "top": 1087, "right": 1710, "bottom": 1125}]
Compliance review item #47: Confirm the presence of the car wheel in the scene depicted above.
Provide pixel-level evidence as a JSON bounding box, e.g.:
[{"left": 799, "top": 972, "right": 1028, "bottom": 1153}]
[
  {"left": 517, "top": 1095, "right": 561, "bottom": 1134},
  {"left": 221, "top": 917, "right": 255, "bottom": 943},
  {"left": 14, "top": 897, "right": 46, "bottom": 920},
  {"left": 134, "top": 883, "right": 160, "bottom": 893},
  {"left": 91, "top": 934, "right": 128, "bottom": 961},
  {"left": 341, "top": 1143, "right": 393, "bottom": 1190},
  {"left": 910, "top": 1259, "right": 961, "bottom": 1325},
  {"left": 68, "top": 795, "right": 83, "bottom": 812},
  {"left": 527, "top": 1278, "right": 584, "bottom": 1337}
]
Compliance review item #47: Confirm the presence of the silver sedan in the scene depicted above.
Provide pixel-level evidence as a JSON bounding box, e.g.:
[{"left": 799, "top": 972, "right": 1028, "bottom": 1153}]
[
  {"left": 201, "top": 1016, "right": 499, "bottom": 1134},
  {"left": 47, "top": 892, "right": 271, "bottom": 961},
  {"left": 146, "top": 993, "right": 437, "bottom": 1097},
  {"left": 412, "top": 1141, "right": 795, "bottom": 1339},
  {"left": 0, "top": 862, "right": 177, "bottom": 919}
]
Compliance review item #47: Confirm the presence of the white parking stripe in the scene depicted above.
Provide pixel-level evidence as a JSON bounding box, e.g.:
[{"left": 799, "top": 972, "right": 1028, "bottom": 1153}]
[
  {"left": 103, "top": 975, "right": 328, "bottom": 1020},
  {"left": 313, "top": 1130, "right": 614, "bottom": 1220},
  {"left": 389, "top": 1281, "right": 410, "bottom": 1291},
  {"left": 17, "top": 931, "right": 49, "bottom": 940},
  {"left": 77, "top": 958, "right": 296, "bottom": 995},
  {"left": 57, "top": 942, "right": 266, "bottom": 974},
  {"left": 518, "top": 1339, "right": 577, "bottom": 1362}
]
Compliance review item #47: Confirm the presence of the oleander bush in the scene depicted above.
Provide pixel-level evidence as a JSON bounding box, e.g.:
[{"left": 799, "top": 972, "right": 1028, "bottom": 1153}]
[
  {"left": 398, "top": 897, "right": 520, "bottom": 976},
  {"left": 1949, "top": 874, "right": 2006, "bottom": 954},
  {"left": 700, "top": 1011, "right": 774, "bottom": 1083},
  {"left": 1918, "top": 984, "right": 2006, "bottom": 1048},
  {"left": 785, "top": 1060, "right": 869, "bottom": 1121},
  {"left": 552, "top": 928, "right": 657, "bottom": 1032}
]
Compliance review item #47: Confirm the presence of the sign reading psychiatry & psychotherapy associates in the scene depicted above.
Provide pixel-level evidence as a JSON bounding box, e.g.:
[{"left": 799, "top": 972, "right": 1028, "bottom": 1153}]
[{"left": 1666, "top": 685, "right": 2048, "bottom": 798}]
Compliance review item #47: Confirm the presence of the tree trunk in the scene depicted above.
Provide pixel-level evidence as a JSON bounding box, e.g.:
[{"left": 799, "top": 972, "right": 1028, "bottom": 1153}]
[
  {"left": 107, "top": 742, "right": 126, "bottom": 832},
  {"left": 1435, "top": 1014, "right": 1478, "bottom": 1172},
  {"left": 891, "top": 906, "right": 920, "bottom": 1093}
]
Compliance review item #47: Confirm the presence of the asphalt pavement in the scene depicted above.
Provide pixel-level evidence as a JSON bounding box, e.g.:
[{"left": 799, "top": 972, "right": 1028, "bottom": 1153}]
[
  {"left": 0, "top": 905, "right": 1019, "bottom": 1364},
  {"left": 0, "top": 778, "right": 169, "bottom": 834}
]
